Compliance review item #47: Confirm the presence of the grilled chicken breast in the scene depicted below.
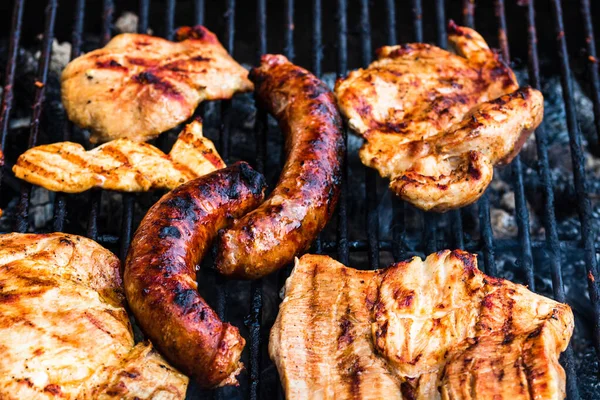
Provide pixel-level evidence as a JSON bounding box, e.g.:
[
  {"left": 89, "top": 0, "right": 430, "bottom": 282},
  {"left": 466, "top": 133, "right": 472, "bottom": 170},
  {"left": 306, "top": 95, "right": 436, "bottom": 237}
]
[
  {"left": 13, "top": 120, "right": 225, "bottom": 193},
  {"left": 62, "top": 25, "right": 253, "bottom": 143},
  {"left": 0, "top": 233, "right": 188, "bottom": 399},
  {"left": 271, "top": 252, "right": 573, "bottom": 399},
  {"left": 334, "top": 21, "right": 544, "bottom": 212}
]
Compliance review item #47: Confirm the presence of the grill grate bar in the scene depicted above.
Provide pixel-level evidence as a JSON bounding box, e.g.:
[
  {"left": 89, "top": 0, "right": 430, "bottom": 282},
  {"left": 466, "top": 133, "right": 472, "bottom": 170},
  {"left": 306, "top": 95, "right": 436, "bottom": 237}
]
[
  {"left": 14, "top": 0, "right": 58, "bottom": 233},
  {"left": 412, "top": 0, "right": 423, "bottom": 43},
  {"left": 138, "top": 0, "right": 150, "bottom": 34},
  {"left": 312, "top": 0, "right": 322, "bottom": 78},
  {"left": 550, "top": 0, "right": 600, "bottom": 361},
  {"left": 52, "top": 0, "right": 86, "bottom": 232},
  {"left": 195, "top": 0, "right": 204, "bottom": 26},
  {"left": 525, "top": 1, "right": 582, "bottom": 397},
  {"left": 385, "top": 0, "right": 408, "bottom": 263},
  {"left": 86, "top": 0, "right": 115, "bottom": 242},
  {"left": 493, "top": 0, "right": 534, "bottom": 289},
  {"left": 248, "top": 2, "right": 268, "bottom": 399},
  {"left": 336, "top": 0, "right": 349, "bottom": 266},
  {"left": 461, "top": 10, "right": 496, "bottom": 276},
  {"left": 435, "top": 0, "right": 447, "bottom": 50},
  {"left": 360, "top": 0, "right": 379, "bottom": 271},
  {"left": 579, "top": 0, "right": 600, "bottom": 148},
  {"left": 165, "top": 0, "right": 176, "bottom": 40},
  {"left": 101, "top": 0, "right": 114, "bottom": 46},
  {"left": 462, "top": 0, "right": 475, "bottom": 29},
  {"left": 0, "top": 0, "right": 25, "bottom": 221}
]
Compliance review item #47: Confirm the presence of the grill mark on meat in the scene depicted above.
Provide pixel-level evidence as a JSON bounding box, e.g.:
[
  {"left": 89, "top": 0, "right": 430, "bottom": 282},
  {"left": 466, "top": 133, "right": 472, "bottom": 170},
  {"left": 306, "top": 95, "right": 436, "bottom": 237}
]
[
  {"left": 95, "top": 59, "right": 128, "bottom": 72},
  {"left": 501, "top": 293, "right": 516, "bottom": 345},
  {"left": 44, "top": 384, "right": 63, "bottom": 396},
  {"left": 133, "top": 71, "right": 183, "bottom": 100}
]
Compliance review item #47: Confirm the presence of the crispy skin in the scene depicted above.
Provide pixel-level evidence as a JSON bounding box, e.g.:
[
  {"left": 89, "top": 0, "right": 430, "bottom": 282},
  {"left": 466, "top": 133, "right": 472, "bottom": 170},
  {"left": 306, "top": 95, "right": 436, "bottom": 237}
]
[
  {"left": 216, "top": 55, "right": 344, "bottom": 279},
  {"left": 334, "top": 22, "right": 544, "bottom": 212},
  {"left": 62, "top": 26, "right": 253, "bottom": 143},
  {"left": 12, "top": 120, "right": 224, "bottom": 193},
  {"left": 270, "top": 252, "right": 573, "bottom": 399},
  {"left": 124, "top": 163, "right": 267, "bottom": 388},
  {"left": 0, "top": 233, "right": 188, "bottom": 399}
]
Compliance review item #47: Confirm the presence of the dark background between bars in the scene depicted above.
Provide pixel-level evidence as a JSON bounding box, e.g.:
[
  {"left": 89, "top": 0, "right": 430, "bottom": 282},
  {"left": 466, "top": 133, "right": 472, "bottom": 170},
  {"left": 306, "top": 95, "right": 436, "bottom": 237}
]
[{"left": 1, "top": 0, "right": 600, "bottom": 399}]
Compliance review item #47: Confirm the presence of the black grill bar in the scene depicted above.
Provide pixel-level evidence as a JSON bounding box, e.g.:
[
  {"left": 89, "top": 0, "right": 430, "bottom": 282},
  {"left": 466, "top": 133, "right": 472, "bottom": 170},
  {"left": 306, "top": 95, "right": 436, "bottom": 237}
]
[
  {"left": 435, "top": 0, "right": 447, "bottom": 50},
  {"left": 102, "top": 0, "right": 114, "bottom": 47},
  {"left": 412, "top": 0, "right": 423, "bottom": 43},
  {"left": 525, "top": 1, "right": 581, "bottom": 397},
  {"left": 493, "top": 0, "right": 534, "bottom": 289},
  {"left": 359, "top": 0, "right": 380, "bottom": 271},
  {"left": 462, "top": 0, "right": 475, "bottom": 29},
  {"left": 138, "top": 0, "right": 150, "bottom": 33},
  {"left": 385, "top": 0, "right": 408, "bottom": 263},
  {"left": 579, "top": 0, "right": 600, "bottom": 148},
  {"left": 0, "top": 0, "right": 25, "bottom": 212},
  {"left": 336, "top": 0, "right": 349, "bottom": 266},
  {"left": 195, "top": 0, "right": 204, "bottom": 26},
  {"left": 165, "top": 0, "right": 176, "bottom": 40},
  {"left": 52, "top": 0, "right": 86, "bottom": 232},
  {"left": 460, "top": 10, "right": 496, "bottom": 276},
  {"left": 248, "top": 2, "right": 267, "bottom": 399},
  {"left": 550, "top": 0, "right": 600, "bottom": 360},
  {"left": 86, "top": 0, "right": 115, "bottom": 242},
  {"left": 14, "top": 0, "right": 58, "bottom": 233}
]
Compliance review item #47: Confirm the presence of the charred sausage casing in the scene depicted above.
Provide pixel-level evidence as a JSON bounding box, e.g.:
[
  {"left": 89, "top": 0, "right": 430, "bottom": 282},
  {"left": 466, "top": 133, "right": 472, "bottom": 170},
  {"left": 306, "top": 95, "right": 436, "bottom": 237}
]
[
  {"left": 124, "top": 162, "right": 266, "bottom": 388},
  {"left": 216, "top": 55, "right": 344, "bottom": 279}
]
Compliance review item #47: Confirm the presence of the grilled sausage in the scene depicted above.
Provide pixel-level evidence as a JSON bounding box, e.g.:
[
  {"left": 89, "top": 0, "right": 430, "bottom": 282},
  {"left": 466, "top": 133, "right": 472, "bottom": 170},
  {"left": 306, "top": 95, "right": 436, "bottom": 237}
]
[
  {"left": 216, "top": 55, "right": 344, "bottom": 279},
  {"left": 124, "top": 162, "right": 266, "bottom": 388}
]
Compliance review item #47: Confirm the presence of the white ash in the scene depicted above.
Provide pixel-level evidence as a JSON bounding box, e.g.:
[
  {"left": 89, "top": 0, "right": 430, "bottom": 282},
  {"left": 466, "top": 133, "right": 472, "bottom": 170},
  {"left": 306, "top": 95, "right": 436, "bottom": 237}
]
[
  {"left": 115, "top": 12, "right": 139, "bottom": 34},
  {"left": 35, "top": 39, "right": 71, "bottom": 75},
  {"left": 9, "top": 117, "right": 30, "bottom": 130},
  {"left": 29, "top": 187, "right": 54, "bottom": 229}
]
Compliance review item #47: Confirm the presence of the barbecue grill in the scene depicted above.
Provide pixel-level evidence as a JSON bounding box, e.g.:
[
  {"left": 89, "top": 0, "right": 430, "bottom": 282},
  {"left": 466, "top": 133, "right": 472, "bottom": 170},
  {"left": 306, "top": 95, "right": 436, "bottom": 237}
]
[{"left": 1, "top": 0, "right": 599, "bottom": 398}]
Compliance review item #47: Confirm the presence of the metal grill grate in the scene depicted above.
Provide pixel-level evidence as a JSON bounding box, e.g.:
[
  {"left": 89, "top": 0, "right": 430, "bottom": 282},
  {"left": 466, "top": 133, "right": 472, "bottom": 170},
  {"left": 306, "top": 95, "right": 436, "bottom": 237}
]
[{"left": 1, "top": 1, "right": 600, "bottom": 399}]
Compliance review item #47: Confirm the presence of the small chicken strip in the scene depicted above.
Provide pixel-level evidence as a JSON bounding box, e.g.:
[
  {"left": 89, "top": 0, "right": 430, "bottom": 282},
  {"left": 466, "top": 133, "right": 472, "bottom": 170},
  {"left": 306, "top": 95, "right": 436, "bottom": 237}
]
[
  {"left": 62, "top": 25, "right": 253, "bottom": 143},
  {"left": 271, "top": 252, "right": 573, "bottom": 400},
  {"left": 13, "top": 120, "right": 225, "bottom": 193},
  {"left": 334, "top": 21, "right": 544, "bottom": 212},
  {"left": 0, "top": 233, "right": 188, "bottom": 399}
]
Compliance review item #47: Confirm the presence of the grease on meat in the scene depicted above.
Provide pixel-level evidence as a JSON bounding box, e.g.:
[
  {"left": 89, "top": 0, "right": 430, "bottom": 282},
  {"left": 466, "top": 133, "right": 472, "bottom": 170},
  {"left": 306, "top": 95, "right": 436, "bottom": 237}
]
[
  {"left": 13, "top": 120, "right": 224, "bottom": 193},
  {"left": 334, "top": 22, "right": 544, "bottom": 211},
  {"left": 62, "top": 26, "right": 253, "bottom": 143},
  {"left": 270, "top": 252, "right": 573, "bottom": 399},
  {"left": 0, "top": 233, "right": 188, "bottom": 399}
]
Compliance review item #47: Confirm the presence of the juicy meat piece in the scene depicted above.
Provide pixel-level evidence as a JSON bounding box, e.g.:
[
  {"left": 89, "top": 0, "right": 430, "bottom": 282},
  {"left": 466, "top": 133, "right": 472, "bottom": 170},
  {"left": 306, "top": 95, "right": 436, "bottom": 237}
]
[
  {"left": 215, "top": 55, "right": 344, "bottom": 279},
  {"left": 0, "top": 233, "right": 188, "bottom": 399},
  {"left": 13, "top": 120, "right": 224, "bottom": 193},
  {"left": 334, "top": 22, "right": 544, "bottom": 212},
  {"left": 62, "top": 25, "right": 253, "bottom": 143},
  {"left": 125, "top": 163, "right": 267, "bottom": 388},
  {"left": 271, "top": 252, "right": 573, "bottom": 399}
]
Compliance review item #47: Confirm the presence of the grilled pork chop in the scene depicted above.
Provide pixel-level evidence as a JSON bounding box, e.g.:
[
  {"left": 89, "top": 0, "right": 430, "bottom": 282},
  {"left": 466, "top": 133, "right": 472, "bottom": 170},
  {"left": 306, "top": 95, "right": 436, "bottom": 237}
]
[
  {"left": 0, "top": 233, "right": 188, "bottom": 399},
  {"left": 334, "top": 21, "right": 544, "bottom": 212},
  {"left": 62, "top": 25, "right": 253, "bottom": 143},
  {"left": 13, "top": 120, "right": 224, "bottom": 193},
  {"left": 270, "top": 252, "right": 573, "bottom": 399}
]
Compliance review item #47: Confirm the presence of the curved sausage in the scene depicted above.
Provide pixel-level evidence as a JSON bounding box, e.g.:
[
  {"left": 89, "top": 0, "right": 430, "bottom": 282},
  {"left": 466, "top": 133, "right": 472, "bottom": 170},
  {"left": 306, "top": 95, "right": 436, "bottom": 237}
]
[
  {"left": 124, "top": 162, "right": 266, "bottom": 388},
  {"left": 216, "top": 55, "right": 344, "bottom": 279}
]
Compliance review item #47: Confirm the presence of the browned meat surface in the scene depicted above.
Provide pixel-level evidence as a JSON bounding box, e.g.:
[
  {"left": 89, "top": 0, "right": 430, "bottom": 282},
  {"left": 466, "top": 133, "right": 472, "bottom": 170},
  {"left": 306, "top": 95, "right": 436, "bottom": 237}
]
[
  {"left": 334, "top": 22, "right": 544, "bottom": 212},
  {"left": 270, "top": 252, "right": 573, "bottom": 399},
  {"left": 0, "top": 233, "right": 188, "bottom": 399},
  {"left": 124, "top": 163, "right": 266, "bottom": 388},
  {"left": 216, "top": 55, "right": 344, "bottom": 279},
  {"left": 13, "top": 120, "right": 224, "bottom": 193},
  {"left": 62, "top": 26, "right": 253, "bottom": 143}
]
